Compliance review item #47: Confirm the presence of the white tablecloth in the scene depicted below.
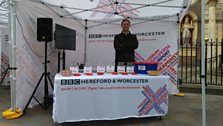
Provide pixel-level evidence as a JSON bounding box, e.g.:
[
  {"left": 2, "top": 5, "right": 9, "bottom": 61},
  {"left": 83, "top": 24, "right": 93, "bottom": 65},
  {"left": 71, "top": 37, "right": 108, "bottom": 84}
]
[{"left": 53, "top": 73, "right": 169, "bottom": 123}]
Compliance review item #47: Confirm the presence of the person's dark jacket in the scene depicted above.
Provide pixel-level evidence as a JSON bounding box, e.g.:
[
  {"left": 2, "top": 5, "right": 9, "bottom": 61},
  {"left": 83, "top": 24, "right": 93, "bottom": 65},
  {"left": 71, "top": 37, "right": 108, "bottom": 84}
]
[{"left": 114, "top": 32, "right": 138, "bottom": 63}]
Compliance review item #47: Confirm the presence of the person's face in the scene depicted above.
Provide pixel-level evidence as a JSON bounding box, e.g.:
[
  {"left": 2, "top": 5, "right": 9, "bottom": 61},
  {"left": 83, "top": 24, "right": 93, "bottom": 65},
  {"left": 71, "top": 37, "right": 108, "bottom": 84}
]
[{"left": 121, "top": 21, "right": 130, "bottom": 32}]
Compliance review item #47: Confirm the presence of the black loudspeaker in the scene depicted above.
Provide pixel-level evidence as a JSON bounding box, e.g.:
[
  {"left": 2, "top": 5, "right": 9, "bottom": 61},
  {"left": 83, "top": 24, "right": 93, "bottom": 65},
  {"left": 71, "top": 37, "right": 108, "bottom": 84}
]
[{"left": 37, "top": 18, "right": 53, "bottom": 42}]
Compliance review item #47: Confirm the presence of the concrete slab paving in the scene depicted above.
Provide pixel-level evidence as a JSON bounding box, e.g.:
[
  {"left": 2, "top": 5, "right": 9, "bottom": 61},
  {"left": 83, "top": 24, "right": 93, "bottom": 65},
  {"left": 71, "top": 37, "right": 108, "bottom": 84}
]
[{"left": 1, "top": 86, "right": 223, "bottom": 126}]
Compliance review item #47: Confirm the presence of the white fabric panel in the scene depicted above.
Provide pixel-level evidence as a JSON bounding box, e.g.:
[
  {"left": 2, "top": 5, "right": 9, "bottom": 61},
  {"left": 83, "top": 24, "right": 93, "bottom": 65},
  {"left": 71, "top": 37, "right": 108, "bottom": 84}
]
[
  {"left": 86, "top": 21, "right": 179, "bottom": 94},
  {"left": 53, "top": 73, "right": 169, "bottom": 123},
  {"left": 86, "top": 23, "right": 118, "bottom": 66},
  {"left": 0, "top": 28, "right": 10, "bottom": 86},
  {"left": 15, "top": 1, "right": 85, "bottom": 109},
  {"left": 134, "top": 22, "right": 179, "bottom": 94}
]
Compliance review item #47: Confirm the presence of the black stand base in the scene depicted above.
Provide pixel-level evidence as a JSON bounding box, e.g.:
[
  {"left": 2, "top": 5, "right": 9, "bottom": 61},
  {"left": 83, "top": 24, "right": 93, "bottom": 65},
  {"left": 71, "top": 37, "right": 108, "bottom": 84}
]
[{"left": 23, "top": 72, "right": 53, "bottom": 113}]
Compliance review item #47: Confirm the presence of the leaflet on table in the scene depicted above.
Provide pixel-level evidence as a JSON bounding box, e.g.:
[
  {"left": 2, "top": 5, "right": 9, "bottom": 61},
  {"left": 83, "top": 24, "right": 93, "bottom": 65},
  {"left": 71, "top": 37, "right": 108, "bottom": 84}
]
[
  {"left": 97, "top": 65, "right": 105, "bottom": 73},
  {"left": 117, "top": 65, "right": 125, "bottom": 73},
  {"left": 84, "top": 66, "right": 93, "bottom": 73},
  {"left": 126, "top": 66, "right": 134, "bottom": 73},
  {"left": 70, "top": 66, "right": 79, "bottom": 74},
  {"left": 106, "top": 65, "right": 115, "bottom": 73}
]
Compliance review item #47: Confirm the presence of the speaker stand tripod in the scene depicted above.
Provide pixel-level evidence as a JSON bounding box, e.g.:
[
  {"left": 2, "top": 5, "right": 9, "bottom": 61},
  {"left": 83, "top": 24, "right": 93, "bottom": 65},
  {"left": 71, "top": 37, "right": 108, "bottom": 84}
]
[
  {"left": 57, "top": 50, "right": 66, "bottom": 73},
  {"left": 23, "top": 42, "right": 53, "bottom": 113}
]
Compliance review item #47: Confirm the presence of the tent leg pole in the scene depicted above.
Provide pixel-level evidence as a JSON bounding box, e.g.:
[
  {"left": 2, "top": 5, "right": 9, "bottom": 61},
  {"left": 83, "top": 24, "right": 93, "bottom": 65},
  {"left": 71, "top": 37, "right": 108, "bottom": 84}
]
[
  {"left": 8, "top": 0, "right": 17, "bottom": 112},
  {"left": 201, "top": 0, "right": 206, "bottom": 126}
]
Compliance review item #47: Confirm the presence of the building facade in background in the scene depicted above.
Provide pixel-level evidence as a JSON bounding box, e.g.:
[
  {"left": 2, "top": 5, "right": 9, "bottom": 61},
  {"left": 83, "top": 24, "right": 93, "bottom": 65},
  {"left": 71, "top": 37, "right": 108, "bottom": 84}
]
[{"left": 181, "top": 0, "right": 223, "bottom": 45}]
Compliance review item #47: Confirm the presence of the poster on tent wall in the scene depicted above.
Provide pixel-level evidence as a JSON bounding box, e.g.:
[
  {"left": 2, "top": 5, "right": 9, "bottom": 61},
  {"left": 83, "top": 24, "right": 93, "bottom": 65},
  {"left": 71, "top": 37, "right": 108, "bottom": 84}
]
[
  {"left": 0, "top": 28, "right": 10, "bottom": 86},
  {"left": 86, "top": 21, "right": 179, "bottom": 94}
]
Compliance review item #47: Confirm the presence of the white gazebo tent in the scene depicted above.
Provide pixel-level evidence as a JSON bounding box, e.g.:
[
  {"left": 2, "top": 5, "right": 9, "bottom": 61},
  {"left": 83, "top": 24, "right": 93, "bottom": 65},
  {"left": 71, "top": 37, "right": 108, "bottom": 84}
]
[{"left": 3, "top": 0, "right": 207, "bottom": 125}]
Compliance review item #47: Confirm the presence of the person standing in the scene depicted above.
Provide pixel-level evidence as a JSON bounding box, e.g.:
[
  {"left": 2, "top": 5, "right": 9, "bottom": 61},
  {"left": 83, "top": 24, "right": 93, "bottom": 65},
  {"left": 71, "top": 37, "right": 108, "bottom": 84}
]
[{"left": 114, "top": 19, "right": 139, "bottom": 71}]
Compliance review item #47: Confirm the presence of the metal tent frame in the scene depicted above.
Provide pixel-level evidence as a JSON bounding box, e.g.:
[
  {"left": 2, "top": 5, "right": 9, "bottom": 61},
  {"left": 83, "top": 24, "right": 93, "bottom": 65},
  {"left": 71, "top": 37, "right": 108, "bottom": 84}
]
[{"left": 3, "top": 0, "right": 207, "bottom": 125}]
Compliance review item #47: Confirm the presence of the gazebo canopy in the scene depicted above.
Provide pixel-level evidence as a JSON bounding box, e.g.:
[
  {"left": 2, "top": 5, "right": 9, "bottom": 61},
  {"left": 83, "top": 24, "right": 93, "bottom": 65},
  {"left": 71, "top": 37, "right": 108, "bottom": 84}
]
[
  {"left": 0, "top": 0, "right": 192, "bottom": 28},
  {"left": 40, "top": 0, "right": 191, "bottom": 27}
]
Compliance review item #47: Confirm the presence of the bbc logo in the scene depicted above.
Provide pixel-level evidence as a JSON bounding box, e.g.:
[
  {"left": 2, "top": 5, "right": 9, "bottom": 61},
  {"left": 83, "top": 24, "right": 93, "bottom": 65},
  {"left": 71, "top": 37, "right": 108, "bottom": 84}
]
[{"left": 61, "top": 79, "right": 80, "bottom": 85}]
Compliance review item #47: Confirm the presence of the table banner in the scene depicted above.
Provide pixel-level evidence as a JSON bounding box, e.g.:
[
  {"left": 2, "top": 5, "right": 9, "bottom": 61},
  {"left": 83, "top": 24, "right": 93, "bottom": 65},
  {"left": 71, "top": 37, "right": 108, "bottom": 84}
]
[{"left": 53, "top": 74, "right": 169, "bottom": 123}]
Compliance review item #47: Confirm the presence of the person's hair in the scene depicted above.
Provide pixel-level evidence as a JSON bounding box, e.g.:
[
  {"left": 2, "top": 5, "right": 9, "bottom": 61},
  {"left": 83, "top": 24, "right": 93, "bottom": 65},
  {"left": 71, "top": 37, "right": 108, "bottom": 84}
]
[{"left": 121, "top": 19, "right": 130, "bottom": 25}]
